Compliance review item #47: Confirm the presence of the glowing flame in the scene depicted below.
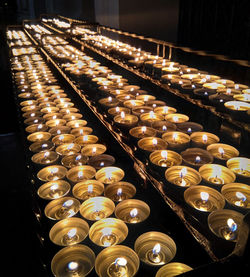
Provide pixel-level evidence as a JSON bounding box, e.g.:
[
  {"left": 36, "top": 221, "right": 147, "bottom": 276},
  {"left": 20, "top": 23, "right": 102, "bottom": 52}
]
[
  {"left": 115, "top": 257, "right": 127, "bottom": 267},
  {"left": 152, "top": 138, "right": 158, "bottom": 146},
  {"left": 162, "top": 125, "right": 167, "bottom": 132},
  {"left": 78, "top": 171, "right": 84, "bottom": 179},
  {"left": 115, "top": 107, "right": 120, "bottom": 113},
  {"left": 202, "top": 134, "right": 208, "bottom": 143},
  {"left": 44, "top": 151, "right": 50, "bottom": 158},
  {"left": 83, "top": 135, "right": 88, "bottom": 142},
  {"left": 87, "top": 184, "right": 93, "bottom": 193},
  {"left": 68, "top": 261, "right": 78, "bottom": 271},
  {"left": 218, "top": 147, "right": 225, "bottom": 157},
  {"left": 117, "top": 188, "right": 122, "bottom": 196},
  {"left": 120, "top": 111, "right": 125, "bottom": 119},
  {"left": 92, "top": 147, "right": 97, "bottom": 154},
  {"left": 108, "top": 96, "right": 112, "bottom": 102},
  {"left": 195, "top": 156, "right": 201, "bottom": 163},
  {"left": 105, "top": 168, "right": 113, "bottom": 180},
  {"left": 236, "top": 191, "right": 247, "bottom": 202},
  {"left": 149, "top": 111, "right": 156, "bottom": 119},
  {"left": 130, "top": 208, "right": 138, "bottom": 218},
  {"left": 37, "top": 124, "right": 43, "bottom": 129},
  {"left": 172, "top": 132, "right": 178, "bottom": 142},
  {"left": 179, "top": 167, "right": 187, "bottom": 178},
  {"left": 59, "top": 135, "right": 65, "bottom": 141},
  {"left": 63, "top": 199, "right": 74, "bottom": 207},
  {"left": 50, "top": 167, "right": 59, "bottom": 174},
  {"left": 187, "top": 127, "right": 192, "bottom": 133},
  {"left": 227, "top": 218, "right": 237, "bottom": 232},
  {"left": 152, "top": 243, "right": 161, "bottom": 255},
  {"left": 67, "top": 228, "right": 77, "bottom": 238},
  {"left": 200, "top": 192, "right": 209, "bottom": 201},
  {"left": 161, "top": 150, "right": 168, "bottom": 160},
  {"left": 75, "top": 154, "right": 82, "bottom": 161}
]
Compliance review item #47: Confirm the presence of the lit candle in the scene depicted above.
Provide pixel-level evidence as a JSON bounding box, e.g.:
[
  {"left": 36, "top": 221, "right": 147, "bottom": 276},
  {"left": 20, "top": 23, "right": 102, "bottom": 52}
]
[
  {"left": 108, "top": 257, "right": 128, "bottom": 277},
  {"left": 147, "top": 243, "right": 162, "bottom": 264},
  {"left": 175, "top": 167, "right": 188, "bottom": 186},
  {"left": 67, "top": 261, "right": 79, "bottom": 273},
  {"left": 194, "top": 192, "right": 210, "bottom": 211},
  {"left": 202, "top": 134, "right": 208, "bottom": 144},
  {"left": 100, "top": 227, "right": 117, "bottom": 247},
  {"left": 127, "top": 208, "right": 139, "bottom": 223},
  {"left": 63, "top": 228, "right": 77, "bottom": 244},
  {"left": 208, "top": 165, "right": 224, "bottom": 185},
  {"left": 222, "top": 218, "right": 238, "bottom": 240},
  {"left": 234, "top": 191, "right": 247, "bottom": 207}
]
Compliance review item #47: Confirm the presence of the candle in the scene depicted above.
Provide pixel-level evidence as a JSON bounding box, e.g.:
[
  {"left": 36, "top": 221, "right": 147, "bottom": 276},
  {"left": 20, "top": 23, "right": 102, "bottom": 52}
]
[
  {"left": 104, "top": 182, "right": 136, "bottom": 202},
  {"left": 207, "top": 143, "right": 239, "bottom": 161},
  {"left": 190, "top": 132, "right": 220, "bottom": 148},
  {"left": 162, "top": 131, "right": 190, "bottom": 151},
  {"left": 138, "top": 137, "right": 168, "bottom": 152}
]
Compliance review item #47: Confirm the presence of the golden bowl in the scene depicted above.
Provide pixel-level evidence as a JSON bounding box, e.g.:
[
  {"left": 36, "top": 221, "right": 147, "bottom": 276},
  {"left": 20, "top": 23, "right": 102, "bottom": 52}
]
[
  {"left": 20, "top": 100, "right": 38, "bottom": 107},
  {"left": 49, "top": 217, "right": 89, "bottom": 246},
  {"left": 24, "top": 116, "right": 45, "bottom": 126},
  {"left": 207, "top": 143, "right": 239, "bottom": 161},
  {"left": 123, "top": 85, "right": 140, "bottom": 92},
  {"left": 224, "top": 101, "right": 250, "bottom": 111},
  {"left": 74, "top": 135, "right": 99, "bottom": 146},
  {"left": 63, "top": 113, "right": 83, "bottom": 121},
  {"left": 165, "top": 113, "right": 189, "bottom": 124},
  {"left": 66, "top": 119, "right": 88, "bottom": 128},
  {"left": 104, "top": 181, "right": 136, "bottom": 202},
  {"left": 60, "top": 107, "right": 79, "bottom": 114},
  {"left": 22, "top": 111, "right": 43, "bottom": 119},
  {"left": 40, "top": 106, "right": 59, "bottom": 114},
  {"left": 21, "top": 105, "right": 40, "bottom": 113},
  {"left": 190, "top": 131, "right": 220, "bottom": 148},
  {"left": 37, "top": 165, "right": 67, "bottom": 182},
  {"left": 116, "top": 93, "right": 136, "bottom": 102},
  {"left": 37, "top": 180, "right": 71, "bottom": 200},
  {"left": 129, "top": 126, "right": 157, "bottom": 139},
  {"left": 95, "top": 245, "right": 140, "bottom": 277},
  {"left": 208, "top": 209, "right": 244, "bottom": 241},
  {"left": 152, "top": 121, "right": 177, "bottom": 135},
  {"left": 115, "top": 199, "right": 150, "bottom": 224},
  {"left": 27, "top": 131, "right": 51, "bottom": 142},
  {"left": 154, "top": 106, "right": 177, "bottom": 116},
  {"left": 29, "top": 140, "right": 54, "bottom": 153},
  {"left": 51, "top": 244, "right": 95, "bottom": 277},
  {"left": 150, "top": 150, "right": 182, "bottom": 168},
  {"left": 155, "top": 262, "right": 193, "bottom": 277},
  {"left": 136, "top": 94, "right": 156, "bottom": 102},
  {"left": 140, "top": 112, "right": 164, "bottom": 126},
  {"left": 233, "top": 94, "right": 250, "bottom": 103},
  {"left": 184, "top": 185, "right": 225, "bottom": 212},
  {"left": 71, "top": 127, "right": 93, "bottom": 137},
  {"left": 134, "top": 231, "right": 176, "bottom": 266},
  {"left": 56, "top": 143, "right": 81, "bottom": 156},
  {"left": 80, "top": 196, "right": 115, "bottom": 221},
  {"left": 88, "top": 154, "right": 116, "bottom": 169},
  {"left": 49, "top": 126, "right": 71, "bottom": 136},
  {"left": 181, "top": 148, "right": 214, "bottom": 168},
  {"left": 57, "top": 102, "right": 75, "bottom": 109},
  {"left": 89, "top": 217, "right": 128, "bottom": 247},
  {"left": 226, "top": 157, "right": 250, "bottom": 178},
  {"left": 61, "top": 154, "right": 89, "bottom": 168},
  {"left": 45, "top": 119, "right": 67, "bottom": 128},
  {"left": 81, "top": 144, "right": 107, "bottom": 156},
  {"left": 31, "top": 150, "right": 59, "bottom": 165},
  {"left": 221, "top": 183, "right": 250, "bottom": 209},
  {"left": 162, "top": 131, "right": 190, "bottom": 151},
  {"left": 199, "top": 164, "right": 236, "bottom": 185},
  {"left": 25, "top": 123, "right": 48, "bottom": 133},
  {"left": 45, "top": 196, "right": 80, "bottom": 220},
  {"left": 165, "top": 165, "right": 202, "bottom": 187},
  {"left": 43, "top": 112, "right": 63, "bottom": 121},
  {"left": 138, "top": 137, "right": 168, "bottom": 152},
  {"left": 73, "top": 180, "right": 104, "bottom": 200},
  {"left": 54, "top": 97, "right": 72, "bottom": 105},
  {"left": 52, "top": 134, "right": 76, "bottom": 146},
  {"left": 66, "top": 165, "right": 96, "bottom": 183},
  {"left": 123, "top": 99, "right": 144, "bottom": 109},
  {"left": 108, "top": 107, "right": 131, "bottom": 117},
  {"left": 95, "top": 166, "right": 125, "bottom": 185}
]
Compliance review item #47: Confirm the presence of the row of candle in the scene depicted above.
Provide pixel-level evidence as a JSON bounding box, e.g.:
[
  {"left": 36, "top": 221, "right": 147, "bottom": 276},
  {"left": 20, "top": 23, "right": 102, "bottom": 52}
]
[
  {"left": 8, "top": 28, "right": 194, "bottom": 277},
  {"left": 70, "top": 24, "right": 250, "bottom": 121}
]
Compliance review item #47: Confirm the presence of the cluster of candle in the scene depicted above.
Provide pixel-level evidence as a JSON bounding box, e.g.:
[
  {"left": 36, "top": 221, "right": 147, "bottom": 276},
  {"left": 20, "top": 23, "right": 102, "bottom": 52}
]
[
  {"left": 23, "top": 21, "right": 250, "bottom": 250},
  {"left": 8, "top": 26, "right": 193, "bottom": 277}
]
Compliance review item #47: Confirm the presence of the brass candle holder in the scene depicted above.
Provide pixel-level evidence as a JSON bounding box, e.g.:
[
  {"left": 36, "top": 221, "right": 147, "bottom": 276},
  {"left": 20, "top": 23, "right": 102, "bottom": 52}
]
[
  {"left": 154, "top": 106, "right": 177, "bottom": 116},
  {"left": 131, "top": 105, "right": 153, "bottom": 117},
  {"left": 66, "top": 119, "right": 88, "bottom": 128},
  {"left": 165, "top": 113, "right": 189, "bottom": 124},
  {"left": 37, "top": 165, "right": 67, "bottom": 182},
  {"left": 49, "top": 126, "right": 71, "bottom": 136},
  {"left": 134, "top": 231, "right": 176, "bottom": 266},
  {"left": 57, "top": 102, "right": 75, "bottom": 109},
  {"left": 208, "top": 209, "right": 243, "bottom": 241},
  {"left": 52, "top": 134, "right": 76, "bottom": 146},
  {"left": 66, "top": 165, "right": 96, "bottom": 183},
  {"left": 184, "top": 185, "right": 225, "bottom": 212},
  {"left": 63, "top": 113, "right": 83, "bottom": 122},
  {"left": 25, "top": 123, "right": 48, "bottom": 133},
  {"left": 181, "top": 148, "right": 214, "bottom": 169},
  {"left": 43, "top": 112, "right": 63, "bottom": 121},
  {"left": 136, "top": 94, "right": 156, "bottom": 102},
  {"left": 89, "top": 217, "right": 128, "bottom": 247},
  {"left": 226, "top": 157, "right": 250, "bottom": 180},
  {"left": 155, "top": 262, "right": 193, "bottom": 277},
  {"left": 123, "top": 99, "right": 144, "bottom": 109},
  {"left": 99, "top": 97, "right": 120, "bottom": 108},
  {"left": 81, "top": 144, "right": 107, "bottom": 156},
  {"left": 60, "top": 107, "right": 79, "bottom": 114},
  {"left": 23, "top": 111, "right": 42, "bottom": 119},
  {"left": 95, "top": 166, "right": 125, "bottom": 185},
  {"left": 31, "top": 150, "right": 59, "bottom": 166},
  {"left": 149, "top": 150, "right": 182, "bottom": 168},
  {"left": 221, "top": 183, "right": 250, "bottom": 209},
  {"left": 71, "top": 127, "right": 93, "bottom": 137},
  {"left": 21, "top": 105, "right": 40, "bottom": 113},
  {"left": 162, "top": 131, "right": 190, "bottom": 151},
  {"left": 44, "top": 196, "right": 80, "bottom": 220},
  {"left": 40, "top": 106, "right": 59, "bottom": 114},
  {"left": 104, "top": 181, "right": 136, "bottom": 202},
  {"left": 37, "top": 180, "right": 71, "bottom": 200},
  {"left": 61, "top": 153, "right": 89, "bottom": 168},
  {"left": 20, "top": 100, "right": 37, "bottom": 107},
  {"left": 207, "top": 143, "right": 239, "bottom": 161},
  {"left": 45, "top": 119, "right": 67, "bottom": 128},
  {"left": 152, "top": 121, "right": 177, "bottom": 136},
  {"left": 72, "top": 180, "right": 104, "bottom": 200},
  {"left": 116, "top": 93, "right": 135, "bottom": 102},
  {"left": 176, "top": 122, "right": 203, "bottom": 135},
  {"left": 24, "top": 116, "right": 45, "bottom": 126},
  {"left": 95, "top": 245, "right": 140, "bottom": 277},
  {"left": 199, "top": 164, "right": 236, "bottom": 185},
  {"left": 165, "top": 165, "right": 202, "bottom": 187},
  {"left": 88, "top": 154, "right": 116, "bottom": 169},
  {"left": 56, "top": 143, "right": 81, "bottom": 156},
  {"left": 107, "top": 106, "right": 131, "bottom": 117},
  {"left": 80, "top": 196, "right": 115, "bottom": 221},
  {"left": 140, "top": 111, "right": 164, "bottom": 126},
  {"left": 190, "top": 131, "right": 220, "bottom": 148},
  {"left": 115, "top": 199, "right": 150, "bottom": 223},
  {"left": 203, "top": 82, "right": 226, "bottom": 90},
  {"left": 74, "top": 135, "right": 99, "bottom": 146},
  {"left": 49, "top": 217, "right": 89, "bottom": 246},
  {"left": 114, "top": 112, "right": 139, "bottom": 128},
  {"left": 138, "top": 137, "right": 168, "bottom": 152},
  {"left": 123, "top": 84, "right": 140, "bottom": 92},
  {"left": 51, "top": 244, "right": 95, "bottom": 277},
  {"left": 29, "top": 140, "right": 54, "bottom": 153},
  {"left": 27, "top": 131, "right": 51, "bottom": 142},
  {"left": 234, "top": 94, "right": 250, "bottom": 102},
  {"left": 129, "top": 126, "right": 157, "bottom": 139}
]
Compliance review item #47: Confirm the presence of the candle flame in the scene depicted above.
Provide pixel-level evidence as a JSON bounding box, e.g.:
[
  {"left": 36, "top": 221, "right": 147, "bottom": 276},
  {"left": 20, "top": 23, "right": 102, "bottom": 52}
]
[
  {"left": 68, "top": 261, "right": 78, "bottom": 271},
  {"left": 67, "top": 143, "right": 74, "bottom": 150},
  {"left": 44, "top": 151, "right": 50, "bottom": 158},
  {"left": 180, "top": 167, "right": 187, "bottom": 178},
  {"left": 108, "top": 96, "right": 112, "bottom": 102},
  {"left": 152, "top": 138, "right": 158, "bottom": 146},
  {"left": 102, "top": 227, "right": 112, "bottom": 236},
  {"left": 115, "top": 107, "right": 120, "bottom": 112},
  {"left": 149, "top": 111, "right": 156, "bottom": 119},
  {"left": 117, "top": 188, "right": 122, "bottom": 196},
  {"left": 87, "top": 184, "right": 93, "bottom": 193},
  {"left": 115, "top": 257, "right": 127, "bottom": 267},
  {"left": 141, "top": 126, "right": 147, "bottom": 133},
  {"left": 187, "top": 127, "right": 192, "bottom": 133},
  {"left": 236, "top": 191, "right": 247, "bottom": 202},
  {"left": 218, "top": 147, "right": 225, "bottom": 156},
  {"left": 172, "top": 132, "right": 178, "bottom": 141},
  {"left": 130, "top": 208, "right": 138, "bottom": 218},
  {"left": 50, "top": 183, "right": 59, "bottom": 190},
  {"left": 172, "top": 115, "right": 179, "bottom": 122},
  {"left": 200, "top": 192, "right": 209, "bottom": 201},
  {"left": 67, "top": 228, "right": 77, "bottom": 238},
  {"left": 83, "top": 135, "right": 88, "bottom": 141},
  {"left": 120, "top": 111, "right": 125, "bottom": 119},
  {"left": 227, "top": 218, "right": 237, "bottom": 232},
  {"left": 202, "top": 134, "right": 208, "bottom": 143},
  {"left": 152, "top": 243, "right": 161, "bottom": 255},
  {"left": 75, "top": 154, "right": 82, "bottom": 161},
  {"left": 162, "top": 125, "right": 167, "bottom": 131}
]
